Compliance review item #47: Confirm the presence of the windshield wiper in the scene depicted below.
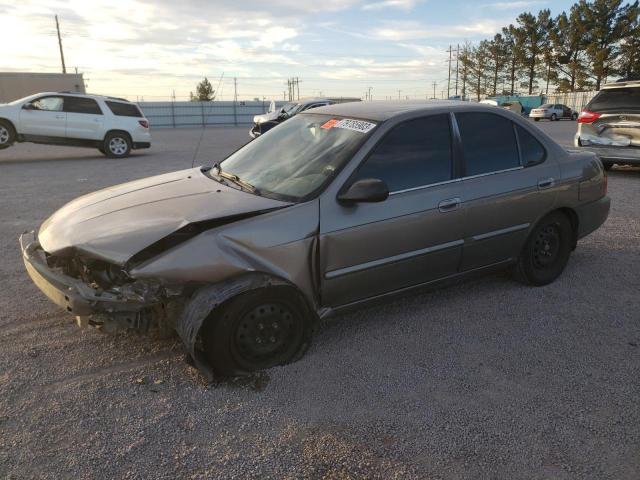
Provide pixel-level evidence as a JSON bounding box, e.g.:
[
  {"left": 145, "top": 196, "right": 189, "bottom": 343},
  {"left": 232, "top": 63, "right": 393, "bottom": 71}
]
[{"left": 211, "top": 164, "right": 259, "bottom": 194}]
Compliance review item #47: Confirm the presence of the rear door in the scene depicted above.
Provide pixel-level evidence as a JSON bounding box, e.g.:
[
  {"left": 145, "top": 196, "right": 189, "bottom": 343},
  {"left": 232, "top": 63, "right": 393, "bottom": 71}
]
[
  {"left": 320, "top": 114, "right": 466, "bottom": 307},
  {"left": 455, "top": 112, "right": 560, "bottom": 271},
  {"left": 64, "top": 96, "right": 104, "bottom": 140},
  {"left": 18, "top": 96, "right": 66, "bottom": 138}
]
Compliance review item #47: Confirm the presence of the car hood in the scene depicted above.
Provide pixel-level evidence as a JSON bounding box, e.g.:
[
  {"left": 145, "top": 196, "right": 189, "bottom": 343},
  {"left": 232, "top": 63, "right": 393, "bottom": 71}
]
[
  {"left": 253, "top": 110, "right": 280, "bottom": 124},
  {"left": 38, "top": 167, "right": 291, "bottom": 265}
]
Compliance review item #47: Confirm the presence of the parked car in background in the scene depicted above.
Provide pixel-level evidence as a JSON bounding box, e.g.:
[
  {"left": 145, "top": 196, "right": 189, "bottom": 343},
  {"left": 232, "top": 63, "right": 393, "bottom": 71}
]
[
  {"left": 0, "top": 92, "right": 151, "bottom": 158},
  {"left": 250, "top": 98, "right": 336, "bottom": 138},
  {"left": 574, "top": 79, "right": 640, "bottom": 170},
  {"left": 529, "top": 104, "right": 578, "bottom": 121},
  {"left": 20, "top": 101, "right": 609, "bottom": 378},
  {"left": 250, "top": 97, "right": 362, "bottom": 138}
]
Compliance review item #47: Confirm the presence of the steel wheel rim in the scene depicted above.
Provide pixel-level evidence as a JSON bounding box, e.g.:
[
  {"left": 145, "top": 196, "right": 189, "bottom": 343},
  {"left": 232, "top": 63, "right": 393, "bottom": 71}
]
[
  {"left": 532, "top": 224, "right": 560, "bottom": 269},
  {"left": 234, "top": 302, "right": 300, "bottom": 365},
  {"left": 0, "top": 126, "right": 9, "bottom": 144},
  {"left": 109, "top": 137, "right": 127, "bottom": 155}
]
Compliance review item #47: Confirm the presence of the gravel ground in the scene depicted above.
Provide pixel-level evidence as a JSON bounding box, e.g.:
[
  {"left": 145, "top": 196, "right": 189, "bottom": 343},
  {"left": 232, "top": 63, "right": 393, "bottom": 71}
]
[{"left": 0, "top": 122, "right": 639, "bottom": 479}]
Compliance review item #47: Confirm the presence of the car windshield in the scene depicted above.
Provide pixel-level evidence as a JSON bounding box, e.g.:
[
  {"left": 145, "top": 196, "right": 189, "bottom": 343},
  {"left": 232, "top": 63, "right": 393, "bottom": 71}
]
[
  {"left": 540, "top": 104, "right": 553, "bottom": 108},
  {"left": 218, "top": 113, "right": 376, "bottom": 202},
  {"left": 588, "top": 88, "right": 640, "bottom": 113},
  {"left": 282, "top": 102, "right": 301, "bottom": 114}
]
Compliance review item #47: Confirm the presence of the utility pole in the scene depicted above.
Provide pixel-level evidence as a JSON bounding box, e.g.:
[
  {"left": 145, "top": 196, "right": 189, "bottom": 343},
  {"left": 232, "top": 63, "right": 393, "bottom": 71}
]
[
  {"left": 296, "top": 77, "right": 300, "bottom": 100},
  {"left": 397, "top": 89, "right": 401, "bottom": 100},
  {"left": 55, "top": 15, "right": 66, "bottom": 74},
  {"left": 367, "top": 86, "right": 372, "bottom": 101},
  {"left": 432, "top": 81, "right": 437, "bottom": 99},
  {"left": 455, "top": 44, "right": 460, "bottom": 96},
  {"left": 233, "top": 77, "right": 238, "bottom": 126},
  {"left": 446, "top": 45, "right": 452, "bottom": 99}
]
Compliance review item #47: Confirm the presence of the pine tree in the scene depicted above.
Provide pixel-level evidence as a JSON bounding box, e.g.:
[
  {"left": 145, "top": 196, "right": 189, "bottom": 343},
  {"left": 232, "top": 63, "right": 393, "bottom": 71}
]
[{"left": 191, "top": 77, "right": 215, "bottom": 102}]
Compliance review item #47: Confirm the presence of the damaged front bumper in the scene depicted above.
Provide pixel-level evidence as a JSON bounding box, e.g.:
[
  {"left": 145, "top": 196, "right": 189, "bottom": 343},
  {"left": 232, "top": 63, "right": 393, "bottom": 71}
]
[{"left": 19, "top": 231, "right": 172, "bottom": 331}]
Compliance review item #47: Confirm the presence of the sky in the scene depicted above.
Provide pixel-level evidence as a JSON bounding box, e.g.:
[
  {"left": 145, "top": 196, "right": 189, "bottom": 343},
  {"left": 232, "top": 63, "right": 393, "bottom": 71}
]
[{"left": 0, "top": 0, "right": 582, "bottom": 101}]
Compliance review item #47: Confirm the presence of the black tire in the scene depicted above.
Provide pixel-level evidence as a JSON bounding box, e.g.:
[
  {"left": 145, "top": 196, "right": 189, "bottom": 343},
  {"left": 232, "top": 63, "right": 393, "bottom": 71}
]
[
  {"left": 534, "top": 118, "right": 540, "bottom": 122},
  {"left": 98, "top": 146, "right": 106, "bottom": 154},
  {"left": 572, "top": 112, "right": 578, "bottom": 121},
  {"left": 602, "top": 161, "right": 613, "bottom": 171},
  {"left": 103, "top": 131, "right": 131, "bottom": 158},
  {"left": 202, "top": 286, "right": 313, "bottom": 376},
  {"left": 0, "top": 120, "right": 16, "bottom": 149},
  {"left": 550, "top": 113, "right": 557, "bottom": 121},
  {"left": 514, "top": 212, "right": 573, "bottom": 286}
]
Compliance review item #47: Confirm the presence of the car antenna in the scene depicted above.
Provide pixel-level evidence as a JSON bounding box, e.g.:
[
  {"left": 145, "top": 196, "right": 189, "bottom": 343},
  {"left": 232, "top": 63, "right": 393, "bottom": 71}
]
[{"left": 191, "top": 126, "right": 206, "bottom": 168}]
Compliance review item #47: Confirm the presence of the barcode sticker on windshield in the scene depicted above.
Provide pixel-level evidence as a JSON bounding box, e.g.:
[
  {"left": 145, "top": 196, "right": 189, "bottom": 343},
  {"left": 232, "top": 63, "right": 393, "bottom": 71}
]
[{"left": 334, "top": 119, "right": 376, "bottom": 133}]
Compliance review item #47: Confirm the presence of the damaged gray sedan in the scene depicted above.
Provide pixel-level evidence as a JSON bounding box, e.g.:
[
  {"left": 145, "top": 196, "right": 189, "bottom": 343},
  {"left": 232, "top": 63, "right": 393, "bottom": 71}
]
[{"left": 20, "top": 101, "right": 610, "bottom": 378}]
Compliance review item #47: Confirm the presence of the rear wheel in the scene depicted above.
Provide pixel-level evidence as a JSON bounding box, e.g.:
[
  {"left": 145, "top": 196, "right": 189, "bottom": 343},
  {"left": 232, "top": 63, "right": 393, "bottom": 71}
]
[
  {"left": 514, "top": 212, "right": 573, "bottom": 286},
  {"left": 534, "top": 118, "right": 540, "bottom": 122},
  {"left": 202, "top": 286, "right": 313, "bottom": 376},
  {"left": 103, "top": 132, "right": 131, "bottom": 158},
  {"left": 550, "top": 113, "right": 557, "bottom": 121},
  {"left": 572, "top": 112, "right": 578, "bottom": 120},
  {"left": 0, "top": 120, "right": 16, "bottom": 149}
]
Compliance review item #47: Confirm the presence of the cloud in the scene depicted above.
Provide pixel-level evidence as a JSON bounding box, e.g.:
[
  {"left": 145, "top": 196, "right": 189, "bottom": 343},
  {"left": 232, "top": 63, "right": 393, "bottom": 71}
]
[
  {"left": 482, "top": 1, "right": 546, "bottom": 8},
  {"left": 362, "top": 0, "right": 419, "bottom": 11},
  {"left": 374, "top": 20, "right": 502, "bottom": 40}
]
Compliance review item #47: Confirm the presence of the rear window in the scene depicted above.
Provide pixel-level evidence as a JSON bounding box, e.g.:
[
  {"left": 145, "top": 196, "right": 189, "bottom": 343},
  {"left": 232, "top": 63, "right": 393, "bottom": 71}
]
[
  {"left": 105, "top": 101, "right": 143, "bottom": 117},
  {"left": 588, "top": 88, "right": 640, "bottom": 112}
]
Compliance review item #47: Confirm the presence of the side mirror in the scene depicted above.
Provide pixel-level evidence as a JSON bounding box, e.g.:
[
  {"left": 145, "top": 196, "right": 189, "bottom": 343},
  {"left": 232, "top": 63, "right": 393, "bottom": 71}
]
[{"left": 337, "top": 178, "right": 389, "bottom": 204}]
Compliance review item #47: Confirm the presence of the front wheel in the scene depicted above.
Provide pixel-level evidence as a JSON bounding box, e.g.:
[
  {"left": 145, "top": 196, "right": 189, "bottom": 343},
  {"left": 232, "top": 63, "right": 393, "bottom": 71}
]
[
  {"left": 103, "top": 132, "right": 131, "bottom": 158},
  {"left": 550, "top": 113, "right": 558, "bottom": 121},
  {"left": 534, "top": 118, "right": 540, "bottom": 122},
  {"left": 202, "top": 286, "right": 313, "bottom": 376},
  {"left": 514, "top": 212, "right": 573, "bottom": 286}
]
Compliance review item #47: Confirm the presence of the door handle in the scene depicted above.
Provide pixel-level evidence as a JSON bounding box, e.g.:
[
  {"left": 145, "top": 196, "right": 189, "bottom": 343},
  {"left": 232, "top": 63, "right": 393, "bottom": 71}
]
[
  {"left": 438, "top": 197, "right": 461, "bottom": 212},
  {"left": 538, "top": 177, "right": 555, "bottom": 189},
  {"left": 55, "top": 114, "right": 65, "bottom": 119}
]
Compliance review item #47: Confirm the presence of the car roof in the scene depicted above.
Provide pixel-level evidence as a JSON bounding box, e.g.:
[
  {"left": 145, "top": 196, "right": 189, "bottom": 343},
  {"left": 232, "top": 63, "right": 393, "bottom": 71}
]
[
  {"left": 308, "top": 100, "right": 494, "bottom": 121},
  {"left": 34, "top": 92, "right": 132, "bottom": 103},
  {"left": 602, "top": 80, "right": 640, "bottom": 89}
]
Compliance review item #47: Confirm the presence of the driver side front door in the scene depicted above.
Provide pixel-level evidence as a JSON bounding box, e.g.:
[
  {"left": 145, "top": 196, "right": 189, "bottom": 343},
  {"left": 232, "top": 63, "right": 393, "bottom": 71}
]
[
  {"left": 319, "top": 114, "right": 466, "bottom": 308},
  {"left": 19, "top": 96, "right": 67, "bottom": 138}
]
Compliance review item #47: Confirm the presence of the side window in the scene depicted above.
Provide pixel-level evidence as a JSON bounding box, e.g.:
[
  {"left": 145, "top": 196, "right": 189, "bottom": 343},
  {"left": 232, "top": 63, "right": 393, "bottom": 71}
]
[
  {"left": 456, "top": 112, "right": 519, "bottom": 176},
  {"left": 105, "top": 101, "right": 142, "bottom": 117},
  {"left": 515, "top": 124, "right": 545, "bottom": 166},
  {"left": 352, "top": 114, "right": 452, "bottom": 192},
  {"left": 64, "top": 97, "right": 102, "bottom": 115},
  {"left": 31, "top": 97, "right": 63, "bottom": 112}
]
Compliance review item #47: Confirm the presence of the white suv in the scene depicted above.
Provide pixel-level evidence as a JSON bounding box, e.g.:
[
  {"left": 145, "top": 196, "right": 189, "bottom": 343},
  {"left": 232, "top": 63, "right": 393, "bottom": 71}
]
[{"left": 0, "top": 92, "right": 151, "bottom": 158}]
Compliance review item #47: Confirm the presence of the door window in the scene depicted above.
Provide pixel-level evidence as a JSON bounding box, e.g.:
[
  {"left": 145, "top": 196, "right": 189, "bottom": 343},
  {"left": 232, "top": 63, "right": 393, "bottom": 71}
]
[
  {"left": 31, "top": 97, "right": 63, "bottom": 112},
  {"left": 515, "top": 125, "right": 545, "bottom": 166},
  {"left": 456, "top": 112, "right": 519, "bottom": 176},
  {"left": 64, "top": 97, "right": 102, "bottom": 114},
  {"left": 351, "top": 114, "right": 452, "bottom": 192}
]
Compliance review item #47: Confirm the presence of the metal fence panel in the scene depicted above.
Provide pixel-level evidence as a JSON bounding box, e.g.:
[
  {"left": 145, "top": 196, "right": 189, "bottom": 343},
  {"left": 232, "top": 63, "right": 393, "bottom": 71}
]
[
  {"left": 138, "top": 100, "right": 285, "bottom": 128},
  {"left": 543, "top": 91, "right": 598, "bottom": 112}
]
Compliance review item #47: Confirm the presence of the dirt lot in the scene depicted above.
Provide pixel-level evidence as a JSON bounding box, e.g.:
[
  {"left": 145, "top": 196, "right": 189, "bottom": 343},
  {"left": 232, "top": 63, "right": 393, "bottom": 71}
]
[{"left": 1, "top": 121, "right": 639, "bottom": 479}]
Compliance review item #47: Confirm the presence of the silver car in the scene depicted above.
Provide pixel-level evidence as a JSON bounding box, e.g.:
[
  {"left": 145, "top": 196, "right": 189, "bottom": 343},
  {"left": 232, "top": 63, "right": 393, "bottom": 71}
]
[
  {"left": 20, "top": 101, "right": 610, "bottom": 378},
  {"left": 529, "top": 103, "right": 578, "bottom": 121},
  {"left": 574, "top": 79, "right": 640, "bottom": 169}
]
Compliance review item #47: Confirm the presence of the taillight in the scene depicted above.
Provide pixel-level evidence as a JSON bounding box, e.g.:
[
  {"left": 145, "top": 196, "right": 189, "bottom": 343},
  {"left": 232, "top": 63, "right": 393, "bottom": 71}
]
[
  {"left": 138, "top": 120, "right": 149, "bottom": 128},
  {"left": 578, "top": 110, "right": 601, "bottom": 124}
]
